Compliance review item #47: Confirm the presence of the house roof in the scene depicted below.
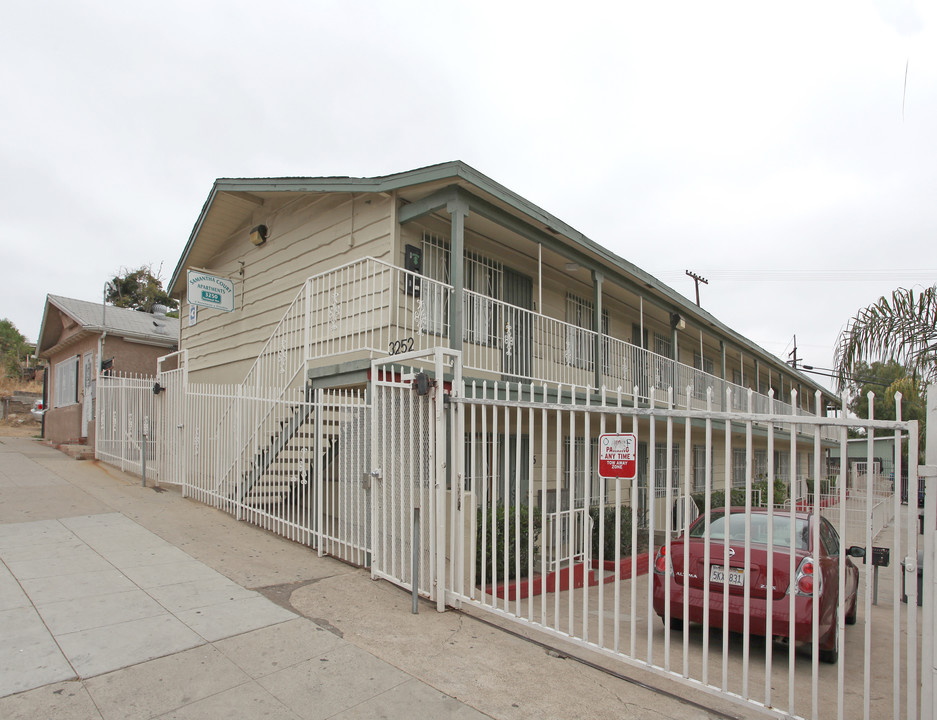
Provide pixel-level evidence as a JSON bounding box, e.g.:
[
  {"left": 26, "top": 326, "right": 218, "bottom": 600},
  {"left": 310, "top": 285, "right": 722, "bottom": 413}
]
[
  {"left": 37, "top": 295, "right": 179, "bottom": 358},
  {"left": 168, "top": 160, "right": 837, "bottom": 406}
]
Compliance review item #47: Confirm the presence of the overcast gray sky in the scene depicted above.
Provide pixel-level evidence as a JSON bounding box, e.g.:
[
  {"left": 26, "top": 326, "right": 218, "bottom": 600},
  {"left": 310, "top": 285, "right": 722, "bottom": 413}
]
[{"left": 3, "top": 0, "right": 935, "bottom": 392}]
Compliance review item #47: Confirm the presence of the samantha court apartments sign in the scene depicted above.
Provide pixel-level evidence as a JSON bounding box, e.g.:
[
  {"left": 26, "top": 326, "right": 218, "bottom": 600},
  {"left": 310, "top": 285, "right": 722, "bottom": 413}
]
[{"left": 187, "top": 270, "right": 235, "bottom": 312}]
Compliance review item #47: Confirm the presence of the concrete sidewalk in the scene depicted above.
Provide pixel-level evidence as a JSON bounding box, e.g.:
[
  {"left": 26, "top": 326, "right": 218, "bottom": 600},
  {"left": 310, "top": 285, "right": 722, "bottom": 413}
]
[{"left": 0, "top": 434, "right": 733, "bottom": 719}]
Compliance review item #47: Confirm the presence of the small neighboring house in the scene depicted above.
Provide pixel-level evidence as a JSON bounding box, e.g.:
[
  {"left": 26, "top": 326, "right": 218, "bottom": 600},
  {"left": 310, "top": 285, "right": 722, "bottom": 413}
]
[
  {"left": 36, "top": 295, "right": 179, "bottom": 445},
  {"left": 828, "top": 435, "right": 901, "bottom": 486}
]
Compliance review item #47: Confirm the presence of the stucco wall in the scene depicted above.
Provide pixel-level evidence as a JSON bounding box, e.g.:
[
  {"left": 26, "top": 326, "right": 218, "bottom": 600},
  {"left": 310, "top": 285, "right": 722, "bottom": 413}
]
[
  {"left": 44, "top": 330, "right": 172, "bottom": 444},
  {"left": 44, "top": 404, "right": 83, "bottom": 444}
]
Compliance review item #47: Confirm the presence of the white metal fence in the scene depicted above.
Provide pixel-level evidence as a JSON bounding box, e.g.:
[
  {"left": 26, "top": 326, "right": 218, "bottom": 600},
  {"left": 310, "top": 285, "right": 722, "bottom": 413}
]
[
  {"left": 445, "top": 379, "right": 926, "bottom": 720},
  {"left": 96, "top": 363, "right": 370, "bottom": 566},
  {"left": 96, "top": 373, "right": 159, "bottom": 481},
  {"left": 94, "top": 344, "right": 932, "bottom": 720}
]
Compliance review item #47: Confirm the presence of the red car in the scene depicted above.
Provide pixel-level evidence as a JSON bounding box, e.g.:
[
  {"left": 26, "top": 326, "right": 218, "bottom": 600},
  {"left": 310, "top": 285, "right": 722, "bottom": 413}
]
[{"left": 652, "top": 508, "right": 863, "bottom": 663}]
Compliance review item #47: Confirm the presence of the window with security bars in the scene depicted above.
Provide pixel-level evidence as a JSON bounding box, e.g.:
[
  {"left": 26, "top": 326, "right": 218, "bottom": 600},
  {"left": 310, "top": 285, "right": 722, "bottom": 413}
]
[
  {"left": 464, "top": 433, "right": 531, "bottom": 506},
  {"left": 733, "top": 447, "right": 747, "bottom": 488},
  {"left": 421, "top": 232, "right": 502, "bottom": 344},
  {"left": 731, "top": 369, "right": 746, "bottom": 409},
  {"left": 464, "top": 433, "right": 496, "bottom": 497},
  {"left": 652, "top": 332, "right": 673, "bottom": 391},
  {"left": 653, "top": 443, "right": 680, "bottom": 498},
  {"left": 693, "top": 445, "right": 707, "bottom": 491},
  {"left": 563, "top": 437, "right": 602, "bottom": 507},
  {"left": 565, "top": 294, "right": 609, "bottom": 371},
  {"left": 54, "top": 355, "right": 79, "bottom": 408},
  {"left": 692, "top": 352, "right": 716, "bottom": 400},
  {"left": 774, "top": 451, "right": 790, "bottom": 484},
  {"left": 754, "top": 450, "right": 768, "bottom": 481},
  {"left": 422, "top": 232, "right": 449, "bottom": 336}
]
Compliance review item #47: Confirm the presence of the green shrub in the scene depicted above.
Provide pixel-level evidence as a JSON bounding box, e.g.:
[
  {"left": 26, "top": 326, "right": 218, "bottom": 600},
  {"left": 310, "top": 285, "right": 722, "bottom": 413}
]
[
  {"left": 754, "top": 477, "right": 789, "bottom": 506},
  {"left": 691, "top": 477, "right": 787, "bottom": 513},
  {"left": 588, "top": 504, "right": 635, "bottom": 558},
  {"left": 476, "top": 503, "right": 541, "bottom": 580},
  {"left": 692, "top": 488, "right": 747, "bottom": 512},
  {"left": 804, "top": 477, "right": 833, "bottom": 496}
]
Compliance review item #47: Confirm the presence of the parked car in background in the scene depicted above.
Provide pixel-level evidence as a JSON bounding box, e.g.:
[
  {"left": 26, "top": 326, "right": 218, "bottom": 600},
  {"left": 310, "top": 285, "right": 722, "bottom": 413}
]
[
  {"left": 30, "top": 399, "right": 45, "bottom": 419},
  {"left": 652, "top": 508, "right": 863, "bottom": 663}
]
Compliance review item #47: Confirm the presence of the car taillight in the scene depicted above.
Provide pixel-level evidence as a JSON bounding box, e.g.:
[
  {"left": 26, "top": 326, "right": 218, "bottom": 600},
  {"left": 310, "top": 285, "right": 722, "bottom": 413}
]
[
  {"left": 794, "top": 557, "right": 820, "bottom": 596},
  {"left": 654, "top": 546, "right": 668, "bottom": 574}
]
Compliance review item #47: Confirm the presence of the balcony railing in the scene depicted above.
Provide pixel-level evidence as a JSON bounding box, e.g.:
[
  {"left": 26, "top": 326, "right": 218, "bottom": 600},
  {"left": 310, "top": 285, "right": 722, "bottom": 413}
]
[
  {"left": 242, "top": 257, "right": 452, "bottom": 393},
  {"left": 461, "top": 288, "right": 818, "bottom": 417},
  {"left": 241, "top": 257, "right": 821, "bottom": 421}
]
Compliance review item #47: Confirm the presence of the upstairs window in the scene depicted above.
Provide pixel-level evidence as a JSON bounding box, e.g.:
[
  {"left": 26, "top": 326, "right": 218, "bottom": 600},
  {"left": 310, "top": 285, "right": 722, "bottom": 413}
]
[
  {"left": 565, "top": 294, "right": 609, "bottom": 371},
  {"left": 422, "top": 231, "right": 502, "bottom": 344},
  {"left": 692, "top": 352, "right": 716, "bottom": 399}
]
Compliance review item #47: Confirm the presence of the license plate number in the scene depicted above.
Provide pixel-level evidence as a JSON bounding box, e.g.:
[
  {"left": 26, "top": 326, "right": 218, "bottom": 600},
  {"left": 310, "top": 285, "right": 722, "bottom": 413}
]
[{"left": 710, "top": 564, "right": 744, "bottom": 586}]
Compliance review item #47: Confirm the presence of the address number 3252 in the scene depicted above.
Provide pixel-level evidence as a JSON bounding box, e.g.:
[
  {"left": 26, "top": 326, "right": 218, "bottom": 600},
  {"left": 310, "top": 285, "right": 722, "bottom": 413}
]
[{"left": 388, "top": 337, "right": 415, "bottom": 355}]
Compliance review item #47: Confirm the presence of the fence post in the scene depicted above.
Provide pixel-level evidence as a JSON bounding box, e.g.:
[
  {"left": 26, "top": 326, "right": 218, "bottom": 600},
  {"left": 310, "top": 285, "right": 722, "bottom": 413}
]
[
  {"left": 434, "top": 348, "right": 447, "bottom": 612},
  {"left": 922, "top": 384, "right": 937, "bottom": 713},
  {"left": 316, "top": 386, "right": 325, "bottom": 556},
  {"left": 236, "top": 384, "right": 243, "bottom": 521},
  {"left": 141, "top": 412, "right": 147, "bottom": 488}
]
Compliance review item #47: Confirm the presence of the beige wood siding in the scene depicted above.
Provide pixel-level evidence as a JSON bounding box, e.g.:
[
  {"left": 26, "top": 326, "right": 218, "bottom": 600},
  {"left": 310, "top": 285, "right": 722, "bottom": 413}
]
[{"left": 182, "top": 193, "right": 394, "bottom": 383}]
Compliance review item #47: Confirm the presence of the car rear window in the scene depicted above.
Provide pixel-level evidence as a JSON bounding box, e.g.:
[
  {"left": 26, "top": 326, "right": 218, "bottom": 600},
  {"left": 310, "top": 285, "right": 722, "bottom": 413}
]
[{"left": 689, "top": 512, "right": 810, "bottom": 551}]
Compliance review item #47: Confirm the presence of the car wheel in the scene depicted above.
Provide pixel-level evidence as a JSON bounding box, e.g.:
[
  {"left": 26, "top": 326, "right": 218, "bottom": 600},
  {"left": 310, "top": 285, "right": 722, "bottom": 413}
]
[
  {"left": 845, "top": 595, "right": 857, "bottom": 626},
  {"left": 667, "top": 616, "right": 683, "bottom": 631},
  {"left": 818, "top": 614, "right": 839, "bottom": 664}
]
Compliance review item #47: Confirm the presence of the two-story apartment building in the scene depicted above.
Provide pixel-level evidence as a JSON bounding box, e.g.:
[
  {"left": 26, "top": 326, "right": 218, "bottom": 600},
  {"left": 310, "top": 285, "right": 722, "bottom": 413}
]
[{"left": 167, "top": 161, "right": 838, "bottom": 519}]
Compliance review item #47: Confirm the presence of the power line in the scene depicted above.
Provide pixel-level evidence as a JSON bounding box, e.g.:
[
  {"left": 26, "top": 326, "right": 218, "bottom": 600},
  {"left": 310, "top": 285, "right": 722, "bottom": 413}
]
[
  {"left": 651, "top": 269, "right": 937, "bottom": 283},
  {"left": 798, "top": 365, "right": 891, "bottom": 387}
]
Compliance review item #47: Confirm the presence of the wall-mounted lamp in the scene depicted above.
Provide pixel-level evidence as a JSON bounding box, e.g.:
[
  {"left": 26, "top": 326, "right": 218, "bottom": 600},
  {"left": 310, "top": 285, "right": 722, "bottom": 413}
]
[
  {"left": 670, "top": 312, "right": 686, "bottom": 330},
  {"left": 249, "top": 224, "right": 268, "bottom": 246},
  {"left": 564, "top": 262, "right": 580, "bottom": 272}
]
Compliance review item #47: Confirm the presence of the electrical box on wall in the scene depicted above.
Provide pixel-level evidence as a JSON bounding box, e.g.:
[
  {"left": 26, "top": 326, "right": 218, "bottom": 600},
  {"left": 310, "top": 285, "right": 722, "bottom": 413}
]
[{"left": 405, "top": 244, "right": 422, "bottom": 296}]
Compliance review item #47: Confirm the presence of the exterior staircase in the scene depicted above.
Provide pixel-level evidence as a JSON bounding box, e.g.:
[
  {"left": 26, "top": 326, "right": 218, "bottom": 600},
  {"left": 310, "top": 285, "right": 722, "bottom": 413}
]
[{"left": 238, "top": 399, "right": 341, "bottom": 509}]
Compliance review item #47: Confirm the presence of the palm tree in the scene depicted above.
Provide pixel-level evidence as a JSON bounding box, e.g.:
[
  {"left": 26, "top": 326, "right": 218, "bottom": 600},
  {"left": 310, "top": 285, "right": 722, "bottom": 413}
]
[{"left": 834, "top": 285, "right": 937, "bottom": 389}]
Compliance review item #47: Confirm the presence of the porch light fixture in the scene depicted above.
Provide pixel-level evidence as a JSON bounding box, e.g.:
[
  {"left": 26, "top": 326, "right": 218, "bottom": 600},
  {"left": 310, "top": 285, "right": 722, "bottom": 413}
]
[
  {"left": 565, "top": 262, "right": 580, "bottom": 272},
  {"left": 670, "top": 312, "right": 686, "bottom": 330},
  {"left": 249, "top": 224, "right": 268, "bottom": 246}
]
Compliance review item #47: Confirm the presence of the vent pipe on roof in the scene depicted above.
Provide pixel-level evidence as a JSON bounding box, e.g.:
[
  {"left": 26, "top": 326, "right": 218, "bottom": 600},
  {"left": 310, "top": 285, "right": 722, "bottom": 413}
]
[{"left": 151, "top": 304, "right": 169, "bottom": 334}]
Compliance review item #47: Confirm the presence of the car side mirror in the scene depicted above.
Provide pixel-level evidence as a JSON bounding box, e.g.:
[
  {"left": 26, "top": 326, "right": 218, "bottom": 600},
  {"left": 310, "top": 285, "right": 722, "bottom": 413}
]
[{"left": 846, "top": 546, "right": 866, "bottom": 559}]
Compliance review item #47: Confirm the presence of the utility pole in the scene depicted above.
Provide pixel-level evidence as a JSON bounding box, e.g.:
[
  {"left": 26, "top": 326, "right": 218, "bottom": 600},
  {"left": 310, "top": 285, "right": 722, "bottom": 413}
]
[
  {"left": 685, "top": 270, "right": 709, "bottom": 306},
  {"left": 788, "top": 335, "right": 799, "bottom": 369}
]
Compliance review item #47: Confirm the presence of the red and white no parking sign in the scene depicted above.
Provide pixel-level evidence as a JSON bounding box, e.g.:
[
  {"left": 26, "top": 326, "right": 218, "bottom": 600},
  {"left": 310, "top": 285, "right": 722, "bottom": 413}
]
[{"left": 598, "top": 433, "right": 637, "bottom": 480}]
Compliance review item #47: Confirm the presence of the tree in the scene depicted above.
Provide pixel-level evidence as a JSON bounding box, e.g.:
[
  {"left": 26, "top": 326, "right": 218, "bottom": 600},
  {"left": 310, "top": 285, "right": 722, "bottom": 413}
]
[
  {"left": 835, "top": 288, "right": 931, "bottom": 463},
  {"left": 0, "top": 319, "right": 29, "bottom": 379},
  {"left": 106, "top": 265, "right": 178, "bottom": 314},
  {"left": 847, "top": 361, "right": 923, "bottom": 423},
  {"left": 834, "top": 285, "right": 937, "bottom": 388}
]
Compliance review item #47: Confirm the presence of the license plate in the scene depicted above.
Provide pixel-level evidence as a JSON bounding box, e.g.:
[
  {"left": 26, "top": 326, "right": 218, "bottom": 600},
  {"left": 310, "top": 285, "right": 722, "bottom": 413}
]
[{"left": 710, "top": 564, "right": 744, "bottom": 586}]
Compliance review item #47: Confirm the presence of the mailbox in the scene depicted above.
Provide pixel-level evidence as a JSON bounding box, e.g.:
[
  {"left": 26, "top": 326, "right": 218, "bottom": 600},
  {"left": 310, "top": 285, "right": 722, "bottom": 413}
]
[{"left": 871, "top": 546, "right": 890, "bottom": 567}]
